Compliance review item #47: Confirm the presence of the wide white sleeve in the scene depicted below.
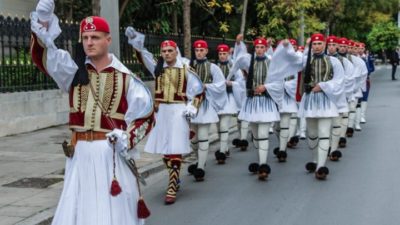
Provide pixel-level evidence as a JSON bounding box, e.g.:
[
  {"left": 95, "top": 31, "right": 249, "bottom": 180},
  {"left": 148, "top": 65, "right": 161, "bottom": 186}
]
[
  {"left": 126, "top": 30, "right": 156, "bottom": 77},
  {"left": 206, "top": 64, "right": 227, "bottom": 111},
  {"left": 125, "top": 75, "right": 154, "bottom": 125},
  {"left": 233, "top": 41, "right": 248, "bottom": 61},
  {"left": 342, "top": 58, "right": 355, "bottom": 99},
  {"left": 124, "top": 75, "right": 154, "bottom": 155},
  {"left": 227, "top": 54, "right": 251, "bottom": 80},
  {"left": 319, "top": 57, "right": 345, "bottom": 108},
  {"left": 186, "top": 70, "right": 204, "bottom": 101},
  {"left": 231, "top": 70, "right": 246, "bottom": 108},
  {"left": 265, "top": 43, "right": 301, "bottom": 107},
  {"left": 30, "top": 12, "right": 78, "bottom": 92}
]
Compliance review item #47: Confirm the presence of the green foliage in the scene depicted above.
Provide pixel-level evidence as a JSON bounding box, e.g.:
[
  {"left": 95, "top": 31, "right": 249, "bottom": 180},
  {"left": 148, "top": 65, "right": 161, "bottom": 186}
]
[{"left": 367, "top": 22, "right": 400, "bottom": 52}]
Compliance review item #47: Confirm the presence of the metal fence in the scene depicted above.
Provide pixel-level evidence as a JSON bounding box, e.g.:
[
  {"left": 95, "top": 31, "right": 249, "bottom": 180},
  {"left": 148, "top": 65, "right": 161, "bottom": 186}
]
[{"left": 0, "top": 15, "right": 237, "bottom": 93}]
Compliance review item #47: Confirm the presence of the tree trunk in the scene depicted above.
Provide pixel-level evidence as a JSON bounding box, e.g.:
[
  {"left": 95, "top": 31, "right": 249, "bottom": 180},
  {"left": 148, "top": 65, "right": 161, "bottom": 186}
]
[
  {"left": 68, "top": 0, "right": 74, "bottom": 20},
  {"left": 183, "top": 0, "right": 192, "bottom": 57},
  {"left": 240, "top": 0, "right": 248, "bottom": 35},
  {"left": 119, "top": 0, "right": 130, "bottom": 18},
  {"left": 92, "top": 0, "right": 101, "bottom": 16},
  {"left": 172, "top": 8, "right": 178, "bottom": 33}
]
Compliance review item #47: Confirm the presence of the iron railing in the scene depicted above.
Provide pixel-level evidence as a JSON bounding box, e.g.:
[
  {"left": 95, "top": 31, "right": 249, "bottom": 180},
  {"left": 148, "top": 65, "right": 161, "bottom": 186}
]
[{"left": 0, "top": 15, "right": 238, "bottom": 93}]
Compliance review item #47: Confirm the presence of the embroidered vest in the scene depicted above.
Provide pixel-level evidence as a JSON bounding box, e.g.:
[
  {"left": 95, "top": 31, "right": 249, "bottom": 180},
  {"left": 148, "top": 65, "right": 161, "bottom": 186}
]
[
  {"left": 217, "top": 61, "right": 234, "bottom": 93},
  {"left": 154, "top": 66, "right": 188, "bottom": 104},
  {"left": 69, "top": 66, "right": 130, "bottom": 132},
  {"left": 194, "top": 61, "right": 213, "bottom": 84},
  {"left": 308, "top": 55, "right": 333, "bottom": 86},
  {"left": 252, "top": 59, "right": 268, "bottom": 90}
]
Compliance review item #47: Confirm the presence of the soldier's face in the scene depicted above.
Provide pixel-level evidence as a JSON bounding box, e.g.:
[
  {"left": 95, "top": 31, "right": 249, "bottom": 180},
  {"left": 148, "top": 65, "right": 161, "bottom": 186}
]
[
  {"left": 255, "top": 44, "right": 266, "bottom": 57},
  {"left": 327, "top": 43, "right": 337, "bottom": 54},
  {"left": 161, "top": 46, "right": 178, "bottom": 64},
  {"left": 338, "top": 45, "right": 347, "bottom": 54},
  {"left": 218, "top": 52, "right": 229, "bottom": 62},
  {"left": 195, "top": 48, "right": 208, "bottom": 60},
  {"left": 312, "top": 41, "right": 325, "bottom": 54},
  {"left": 82, "top": 31, "right": 111, "bottom": 59}
]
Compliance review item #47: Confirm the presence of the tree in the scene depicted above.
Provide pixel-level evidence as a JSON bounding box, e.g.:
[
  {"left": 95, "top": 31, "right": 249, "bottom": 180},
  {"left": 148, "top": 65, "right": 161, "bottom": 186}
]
[
  {"left": 367, "top": 22, "right": 400, "bottom": 52},
  {"left": 183, "top": 0, "right": 192, "bottom": 57},
  {"left": 92, "top": 0, "right": 101, "bottom": 16},
  {"left": 240, "top": 0, "right": 248, "bottom": 35}
]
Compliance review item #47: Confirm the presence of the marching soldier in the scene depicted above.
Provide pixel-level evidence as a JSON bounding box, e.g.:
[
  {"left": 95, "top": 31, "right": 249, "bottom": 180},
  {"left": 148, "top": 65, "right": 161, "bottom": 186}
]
[
  {"left": 188, "top": 40, "right": 227, "bottom": 181},
  {"left": 125, "top": 28, "right": 204, "bottom": 204},
  {"left": 296, "top": 34, "right": 345, "bottom": 179},
  {"left": 215, "top": 43, "right": 246, "bottom": 164},
  {"left": 31, "top": 1, "right": 155, "bottom": 223}
]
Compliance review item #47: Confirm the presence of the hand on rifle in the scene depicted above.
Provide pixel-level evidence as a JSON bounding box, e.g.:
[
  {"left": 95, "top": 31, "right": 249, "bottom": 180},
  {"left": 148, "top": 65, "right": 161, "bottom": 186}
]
[
  {"left": 254, "top": 85, "right": 266, "bottom": 95},
  {"left": 312, "top": 84, "right": 322, "bottom": 93}
]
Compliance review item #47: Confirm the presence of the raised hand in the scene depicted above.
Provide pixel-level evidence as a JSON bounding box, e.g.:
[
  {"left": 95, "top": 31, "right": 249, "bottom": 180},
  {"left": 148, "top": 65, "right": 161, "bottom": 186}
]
[{"left": 36, "top": 0, "right": 55, "bottom": 22}]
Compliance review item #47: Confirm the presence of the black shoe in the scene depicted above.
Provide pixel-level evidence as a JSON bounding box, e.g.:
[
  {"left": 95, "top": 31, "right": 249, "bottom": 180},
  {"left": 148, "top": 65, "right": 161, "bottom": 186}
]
[
  {"left": 305, "top": 162, "right": 317, "bottom": 173},
  {"left": 193, "top": 168, "right": 205, "bottom": 182},
  {"left": 258, "top": 164, "right": 271, "bottom": 180},
  {"left": 277, "top": 151, "right": 287, "bottom": 162},
  {"left": 215, "top": 150, "right": 227, "bottom": 164},
  {"left": 339, "top": 137, "right": 347, "bottom": 148},
  {"left": 315, "top": 167, "right": 329, "bottom": 180}
]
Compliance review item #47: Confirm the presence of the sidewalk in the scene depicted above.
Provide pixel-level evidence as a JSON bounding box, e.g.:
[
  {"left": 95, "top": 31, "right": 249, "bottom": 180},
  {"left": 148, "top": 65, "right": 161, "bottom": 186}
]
[{"left": 0, "top": 121, "right": 237, "bottom": 225}]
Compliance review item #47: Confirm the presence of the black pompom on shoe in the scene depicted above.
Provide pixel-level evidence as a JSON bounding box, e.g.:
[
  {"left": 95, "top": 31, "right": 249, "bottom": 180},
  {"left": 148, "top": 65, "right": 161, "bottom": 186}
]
[
  {"left": 305, "top": 162, "right": 317, "bottom": 173},
  {"left": 248, "top": 163, "right": 259, "bottom": 174},
  {"left": 273, "top": 147, "right": 279, "bottom": 156},
  {"left": 339, "top": 137, "right": 347, "bottom": 148},
  {"left": 329, "top": 150, "right": 342, "bottom": 161},
  {"left": 315, "top": 167, "right": 329, "bottom": 180},
  {"left": 239, "top": 140, "right": 249, "bottom": 151},
  {"left": 258, "top": 164, "right": 271, "bottom": 180},
  {"left": 346, "top": 128, "right": 354, "bottom": 138},
  {"left": 215, "top": 150, "right": 227, "bottom": 164},
  {"left": 193, "top": 168, "right": 205, "bottom": 182},
  {"left": 277, "top": 151, "right": 287, "bottom": 163},
  {"left": 188, "top": 163, "right": 197, "bottom": 175},
  {"left": 232, "top": 138, "right": 240, "bottom": 146}
]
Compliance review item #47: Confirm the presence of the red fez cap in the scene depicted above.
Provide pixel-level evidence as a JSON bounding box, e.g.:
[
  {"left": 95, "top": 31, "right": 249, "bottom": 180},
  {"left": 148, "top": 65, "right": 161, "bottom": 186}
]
[
  {"left": 327, "top": 36, "right": 337, "bottom": 44},
  {"left": 289, "top": 39, "right": 298, "bottom": 46},
  {"left": 217, "top": 44, "right": 229, "bottom": 52},
  {"left": 161, "top": 40, "right": 177, "bottom": 49},
  {"left": 193, "top": 40, "right": 208, "bottom": 49},
  {"left": 253, "top": 38, "right": 267, "bottom": 47},
  {"left": 80, "top": 16, "right": 110, "bottom": 34},
  {"left": 348, "top": 40, "right": 355, "bottom": 47},
  {"left": 359, "top": 42, "right": 366, "bottom": 48},
  {"left": 311, "top": 33, "right": 325, "bottom": 42},
  {"left": 337, "top": 37, "right": 348, "bottom": 45},
  {"left": 298, "top": 46, "right": 305, "bottom": 50}
]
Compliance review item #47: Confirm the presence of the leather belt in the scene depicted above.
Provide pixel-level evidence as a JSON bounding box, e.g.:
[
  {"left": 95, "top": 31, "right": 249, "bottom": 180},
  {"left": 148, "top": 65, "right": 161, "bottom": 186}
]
[{"left": 73, "top": 130, "right": 107, "bottom": 142}]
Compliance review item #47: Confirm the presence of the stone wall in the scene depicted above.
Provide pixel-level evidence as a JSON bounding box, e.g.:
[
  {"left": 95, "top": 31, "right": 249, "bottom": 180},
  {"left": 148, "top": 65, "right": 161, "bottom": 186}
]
[{"left": 0, "top": 81, "right": 155, "bottom": 137}]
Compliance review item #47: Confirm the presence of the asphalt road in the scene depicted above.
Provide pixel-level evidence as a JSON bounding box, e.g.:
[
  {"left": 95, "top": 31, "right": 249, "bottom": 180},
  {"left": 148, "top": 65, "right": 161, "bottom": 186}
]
[{"left": 142, "top": 66, "right": 400, "bottom": 225}]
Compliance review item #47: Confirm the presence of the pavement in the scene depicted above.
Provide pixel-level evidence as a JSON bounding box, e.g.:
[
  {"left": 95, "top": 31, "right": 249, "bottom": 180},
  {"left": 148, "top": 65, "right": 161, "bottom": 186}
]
[{"left": 0, "top": 112, "right": 237, "bottom": 225}]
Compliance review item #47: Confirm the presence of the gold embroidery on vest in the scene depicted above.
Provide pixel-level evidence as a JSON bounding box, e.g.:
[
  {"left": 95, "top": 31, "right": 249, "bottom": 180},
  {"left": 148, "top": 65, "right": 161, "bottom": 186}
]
[{"left": 155, "top": 66, "right": 186, "bottom": 103}]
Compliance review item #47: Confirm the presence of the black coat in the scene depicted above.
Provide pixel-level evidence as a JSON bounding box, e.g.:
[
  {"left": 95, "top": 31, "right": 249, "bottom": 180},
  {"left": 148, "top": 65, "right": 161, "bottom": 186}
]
[{"left": 390, "top": 50, "right": 399, "bottom": 65}]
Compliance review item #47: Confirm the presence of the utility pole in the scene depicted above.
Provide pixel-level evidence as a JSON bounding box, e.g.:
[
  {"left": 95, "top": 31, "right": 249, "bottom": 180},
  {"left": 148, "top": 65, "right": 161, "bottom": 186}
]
[
  {"left": 100, "top": 0, "right": 120, "bottom": 57},
  {"left": 299, "top": 9, "right": 305, "bottom": 46},
  {"left": 240, "top": 0, "right": 249, "bottom": 35}
]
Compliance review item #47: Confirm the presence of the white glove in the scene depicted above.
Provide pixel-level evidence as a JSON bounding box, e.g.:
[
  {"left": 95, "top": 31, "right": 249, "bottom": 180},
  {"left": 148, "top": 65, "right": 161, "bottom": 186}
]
[
  {"left": 36, "top": 0, "right": 55, "bottom": 22},
  {"left": 125, "top": 26, "right": 137, "bottom": 40},
  {"left": 106, "top": 129, "right": 128, "bottom": 152},
  {"left": 182, "top": 103, "right": 198, "bottom": 118},
  {"left": 124, "top": 26, "right": 145, "bottom": 50}
]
